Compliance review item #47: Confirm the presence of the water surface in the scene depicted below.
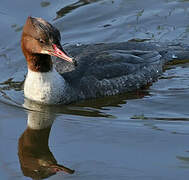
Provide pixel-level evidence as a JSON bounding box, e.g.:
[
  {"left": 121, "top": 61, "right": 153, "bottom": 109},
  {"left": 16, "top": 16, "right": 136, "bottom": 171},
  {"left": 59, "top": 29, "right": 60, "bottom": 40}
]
[{"left": 0, "top": 0, "right": 189, "bottom": 179}]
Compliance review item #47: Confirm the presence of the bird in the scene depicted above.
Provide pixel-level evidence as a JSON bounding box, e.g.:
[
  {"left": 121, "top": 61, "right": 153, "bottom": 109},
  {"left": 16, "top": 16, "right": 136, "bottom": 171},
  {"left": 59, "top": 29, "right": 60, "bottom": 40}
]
[{"left": 21, "top": 16, "right": 189, "bottom": 104}]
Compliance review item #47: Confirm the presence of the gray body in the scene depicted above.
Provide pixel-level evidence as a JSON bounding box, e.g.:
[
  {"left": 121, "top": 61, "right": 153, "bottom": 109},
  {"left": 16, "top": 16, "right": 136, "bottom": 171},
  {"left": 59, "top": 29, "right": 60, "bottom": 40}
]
[{"left": 52, "top": 41, "right": 189, "bottom": 104}]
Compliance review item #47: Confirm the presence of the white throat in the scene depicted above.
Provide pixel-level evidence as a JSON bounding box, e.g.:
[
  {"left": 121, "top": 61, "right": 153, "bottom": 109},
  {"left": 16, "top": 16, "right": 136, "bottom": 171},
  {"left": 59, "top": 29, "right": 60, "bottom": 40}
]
[{"left": 24, "top": 68, "right": 66, "bottom": 104}]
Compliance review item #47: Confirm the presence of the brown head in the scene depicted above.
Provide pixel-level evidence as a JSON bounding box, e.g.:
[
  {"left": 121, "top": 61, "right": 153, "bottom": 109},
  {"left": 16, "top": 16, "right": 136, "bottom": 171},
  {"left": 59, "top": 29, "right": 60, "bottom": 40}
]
[{"left": 21, "top": 16, "right": 74, "bottom": 72}]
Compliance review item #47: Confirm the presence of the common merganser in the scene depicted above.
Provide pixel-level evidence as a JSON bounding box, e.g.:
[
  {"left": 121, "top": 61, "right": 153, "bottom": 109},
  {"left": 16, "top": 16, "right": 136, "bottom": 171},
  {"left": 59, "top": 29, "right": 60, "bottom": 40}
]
[{"left": 22, "top": 16, "right": 189, "bottom": 104}]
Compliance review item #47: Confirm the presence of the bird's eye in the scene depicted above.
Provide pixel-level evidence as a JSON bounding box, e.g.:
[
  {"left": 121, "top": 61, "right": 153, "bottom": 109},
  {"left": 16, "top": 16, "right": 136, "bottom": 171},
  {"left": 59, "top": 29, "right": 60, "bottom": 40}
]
[{"left": 39, "top": 39, "right": 45, "bottom": 44}]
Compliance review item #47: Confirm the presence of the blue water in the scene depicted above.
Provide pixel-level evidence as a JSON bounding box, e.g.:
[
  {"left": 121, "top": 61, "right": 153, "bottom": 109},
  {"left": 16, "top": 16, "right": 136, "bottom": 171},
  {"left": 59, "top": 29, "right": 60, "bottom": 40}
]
[{"left": 0, "top": 0, "right": 189, "bottom": 179}]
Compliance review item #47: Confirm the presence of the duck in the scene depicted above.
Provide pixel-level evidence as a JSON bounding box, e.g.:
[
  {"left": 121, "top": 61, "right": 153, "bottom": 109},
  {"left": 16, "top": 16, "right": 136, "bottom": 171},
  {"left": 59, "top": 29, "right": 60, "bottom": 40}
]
[{"left": 22, "top": 16, "right": 189, "bottom": 104}]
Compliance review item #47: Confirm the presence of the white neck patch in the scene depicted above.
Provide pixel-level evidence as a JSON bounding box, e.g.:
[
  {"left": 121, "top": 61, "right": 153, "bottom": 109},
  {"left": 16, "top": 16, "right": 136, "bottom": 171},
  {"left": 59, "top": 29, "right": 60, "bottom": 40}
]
[{"left": 24, "top": 68, "right": 66, "bottom": 104}]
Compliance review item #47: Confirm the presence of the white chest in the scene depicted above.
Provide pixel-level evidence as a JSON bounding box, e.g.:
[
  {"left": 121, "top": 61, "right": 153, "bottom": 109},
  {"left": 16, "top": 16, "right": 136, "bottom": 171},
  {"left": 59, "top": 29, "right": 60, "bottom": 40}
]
[{"left": 24, "top": 69, "right": 66, "bottom": 104}]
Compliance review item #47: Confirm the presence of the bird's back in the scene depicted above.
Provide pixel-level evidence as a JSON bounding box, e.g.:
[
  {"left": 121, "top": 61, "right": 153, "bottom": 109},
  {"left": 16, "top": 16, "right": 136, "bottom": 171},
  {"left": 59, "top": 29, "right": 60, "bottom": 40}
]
[{"left": 53, "top": 42, "right": 171, "bottom": 100}]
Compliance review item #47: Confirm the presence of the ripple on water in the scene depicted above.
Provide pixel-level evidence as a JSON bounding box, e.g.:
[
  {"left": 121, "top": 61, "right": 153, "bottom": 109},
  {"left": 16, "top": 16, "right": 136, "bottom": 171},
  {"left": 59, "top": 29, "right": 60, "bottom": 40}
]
[{"left": 1, "top": 0, "right": 189, "bottom": 179}]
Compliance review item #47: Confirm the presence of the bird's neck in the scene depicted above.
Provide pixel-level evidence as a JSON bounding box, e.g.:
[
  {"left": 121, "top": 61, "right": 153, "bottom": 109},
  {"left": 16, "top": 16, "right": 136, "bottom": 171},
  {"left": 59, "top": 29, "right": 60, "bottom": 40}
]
[
  {"left": 24, "top": 67, "right": 66, "bottom": 104},
  {"left": 25, "top": 53, "right": 53, "bottom": 72}
]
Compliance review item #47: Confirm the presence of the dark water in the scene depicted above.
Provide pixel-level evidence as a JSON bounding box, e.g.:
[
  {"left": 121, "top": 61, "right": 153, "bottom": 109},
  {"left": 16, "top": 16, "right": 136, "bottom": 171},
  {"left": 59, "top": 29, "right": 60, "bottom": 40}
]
[{"left": 1, "top": 0, "right": 189, "bottom": 179}]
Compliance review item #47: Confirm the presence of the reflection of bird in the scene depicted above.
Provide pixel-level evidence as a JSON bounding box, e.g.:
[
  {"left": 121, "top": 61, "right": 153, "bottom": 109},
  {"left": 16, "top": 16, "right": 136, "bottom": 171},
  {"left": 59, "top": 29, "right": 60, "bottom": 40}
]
[
  {"left": 18, "top": 100, "right": 74, "bottom": 179},
  {"left": 21, "top": 16, "right": 189, "bottom": 105}
]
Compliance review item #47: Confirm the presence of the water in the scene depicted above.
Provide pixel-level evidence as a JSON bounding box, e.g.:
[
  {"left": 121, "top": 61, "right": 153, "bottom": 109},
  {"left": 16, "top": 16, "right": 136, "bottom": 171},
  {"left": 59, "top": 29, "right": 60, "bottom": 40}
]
[{"left": 1, "top": 0, "right": 189, "bottom": 179}]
